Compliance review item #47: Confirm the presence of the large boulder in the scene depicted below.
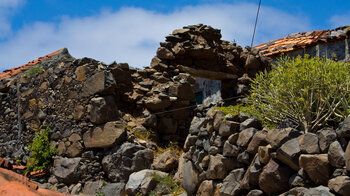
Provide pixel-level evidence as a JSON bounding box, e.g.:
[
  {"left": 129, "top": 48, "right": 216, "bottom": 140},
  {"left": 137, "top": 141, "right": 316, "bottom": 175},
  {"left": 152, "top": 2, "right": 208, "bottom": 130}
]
[
  {"left": 102, "top": 142, "right": 154, "bottom": 182},
  {"left": 196, "top": 180, "right": 214, "bottom": 196},
  {"left": 258, "top": 144, "right": 272, "bottom": 165},
  {"left": 258, "top": 159, "right": 293, "bottom": 195},
  {"left": 184, "top": 135, "right": 198, "bottom": 151},
  {"left": 82, "top": 180, "right": 104, "bottom": 195},
  {"left": 266, "top": 128, "right": 302, "bottom": 149},
  {"left": 237, "top": 127, "right": 257, "bottom": 147},
  {"left": 51, "top": 157, "right": 81, "bottom": 184},
  {"left": 66, "top": 142, "right": 84, "bottom": 158},
  {"left": 240, "top": 154, "right": 262, "bottom": 190},
  {"left": 206, "top": 154, "right": 228, "bottom": 179},
  {"left": 328, "top": 176, "right": 350, "bottom": 196},
  {"left": 345, "top": 142, "right": 350, "bottom": 172},
  {"left": 298, "top": 132, "right": 320, "bottom": 154},
  {"left": 182, "top": 161, "right": 200, "bottom": 195},
  {"left": 152, "top": 150, "right": 178, "bottom": 172},
  {"left": 168, "top": 83, "right": 195, "bottom": 101},
  {"left": 75, "top": 66, "right": 87, "bottom": 82},
  {"left": 219, "top": 121, "right": 239, "bottom": 137},
  {"left": 220, "top": 168, "right": 245, "bottom": 196},
  {"left": 276, "top": 138, "right": 301, "bottom": 171},
  {"left": 89, "top": 96, "right": 118, "bottom": 124},
  {"left": 174, "top": 153, "right": 186, "bottom": 181},
  {"left": 144, "top": 96, "right": 171, "bottom": 111},
  {"left": 125, "top": 169, "right": 168, "bottom": 196},
  {"left": 213, "top": 110, "right": 224, "bottom": 131},
  {"left": 100, "top": 183, "right": 126, "bottom": 196},
  {"left": 299, "top": 154, "right": 330, "bottom": 185},
  {"left": 303, "top": 186, "right": 335, "bottom": 196},
  {"left": 317, "top": 128, "right": 337, "bottom": 152},
  {"left": 223, "top": 141, "right": 239, "bottom": 157},
  {"left": 336, "top": 117, "right": 350, "bottom": 138},
  {"left": 157, "top": 47, "right": 175, "bottom": 60},
  {"left": 83, "top": 121, "right": 126, "bottom": 149},
  {"left": 189, "top": 117, "right": 207, "bottom": 135},
  {"left": 240, "top": 117, "right": 262, "bottom": 130},
  {"left": 247, "top": 130, "right": 268, "bottom": 155},
  {"left": 328, "top": 141, "right": 345, "bottom": 168},
  {"left": 81, "top": 71, "right": 116, "bottom": 97}
]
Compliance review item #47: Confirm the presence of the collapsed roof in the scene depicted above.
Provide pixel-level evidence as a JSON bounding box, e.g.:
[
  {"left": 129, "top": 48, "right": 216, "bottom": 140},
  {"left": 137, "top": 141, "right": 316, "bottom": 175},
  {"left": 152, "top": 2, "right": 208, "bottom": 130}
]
[{"left": 254, "top": 26, "right": 350, "bottom": 57}]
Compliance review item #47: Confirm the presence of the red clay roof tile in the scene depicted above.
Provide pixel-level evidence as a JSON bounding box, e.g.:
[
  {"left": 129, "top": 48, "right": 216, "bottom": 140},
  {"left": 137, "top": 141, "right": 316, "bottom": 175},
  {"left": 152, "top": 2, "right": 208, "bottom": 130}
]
[
  {"left": 0, "top": 48, "right": 64, "bottom": 81},
  {"left": 254, "top": 26, "right": 349, "bottom": 56}
]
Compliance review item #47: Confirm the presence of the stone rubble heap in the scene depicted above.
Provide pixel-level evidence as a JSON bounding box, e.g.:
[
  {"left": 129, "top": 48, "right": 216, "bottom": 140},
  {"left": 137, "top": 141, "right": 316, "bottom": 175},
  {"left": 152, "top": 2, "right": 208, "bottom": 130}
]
[
  {"left": 151, "top": 24, "right": 271, "bottom": 77},
  {"left": 179, "top": 106, "right": 350, "bottom": 196}
]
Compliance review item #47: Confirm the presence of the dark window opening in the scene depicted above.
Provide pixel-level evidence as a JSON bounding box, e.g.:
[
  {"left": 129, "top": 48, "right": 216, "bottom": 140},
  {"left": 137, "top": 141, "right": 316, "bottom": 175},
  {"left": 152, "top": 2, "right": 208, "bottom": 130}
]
[{"left": 195, "top": 91, "right": 203, "bottom": 104}]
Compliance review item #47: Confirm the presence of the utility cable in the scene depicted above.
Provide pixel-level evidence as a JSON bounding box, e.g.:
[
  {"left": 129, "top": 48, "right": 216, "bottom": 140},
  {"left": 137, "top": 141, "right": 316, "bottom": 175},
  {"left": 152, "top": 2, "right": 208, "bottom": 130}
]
[
  {"left": 152, "top": 95, "right": 246, "bottom": 115},
  {"left": 151, "top": 80, "right": 350, "bottom": 116},
  {"left": 251, "top": 0, "right": 262, "bottom": 48}
]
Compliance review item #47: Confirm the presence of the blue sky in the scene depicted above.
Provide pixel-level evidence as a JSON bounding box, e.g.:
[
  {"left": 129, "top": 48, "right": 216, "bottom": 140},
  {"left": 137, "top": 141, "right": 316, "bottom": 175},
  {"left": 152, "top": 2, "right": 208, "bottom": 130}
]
[{"left": 0, "top": 0, "right": 349, "bottom": 71}]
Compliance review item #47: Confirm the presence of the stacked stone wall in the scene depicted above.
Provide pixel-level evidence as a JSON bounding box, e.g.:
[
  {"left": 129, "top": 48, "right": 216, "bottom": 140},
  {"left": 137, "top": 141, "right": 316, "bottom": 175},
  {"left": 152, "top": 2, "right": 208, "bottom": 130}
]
[{"left": 180, "top": 107, "right": 350, "bottom": 195}]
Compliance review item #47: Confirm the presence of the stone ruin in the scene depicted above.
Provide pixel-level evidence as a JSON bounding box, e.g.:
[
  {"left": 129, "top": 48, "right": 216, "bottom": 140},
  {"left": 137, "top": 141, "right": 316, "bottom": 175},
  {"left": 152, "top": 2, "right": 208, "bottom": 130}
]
[
  {"left": 0, "top": 24, "right": 271, "bottom": 147},
  {"left": 11, "top": 24, "right": 348, "bottom": 196}
]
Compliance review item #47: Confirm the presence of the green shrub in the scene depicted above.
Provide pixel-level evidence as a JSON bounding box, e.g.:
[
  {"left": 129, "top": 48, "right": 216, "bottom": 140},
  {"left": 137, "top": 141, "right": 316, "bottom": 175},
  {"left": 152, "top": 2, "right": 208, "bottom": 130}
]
[
  {"left": 345, "top": 26, "right": 350, "bottom": 33},
  {"left": 215, "top": 103, "right": 259, "bottom": 118},
  {"left": 27, "top": 66, "right": 44, "bottom": 77},
  {"left": 151, "top": 173, "right": 184, "bottom": 195},
  {"left": 25, "top": 126, "right": 57, "bottom": 173},
  {"left": 247, "top": 55, "right": 350, "bottom": 132}
]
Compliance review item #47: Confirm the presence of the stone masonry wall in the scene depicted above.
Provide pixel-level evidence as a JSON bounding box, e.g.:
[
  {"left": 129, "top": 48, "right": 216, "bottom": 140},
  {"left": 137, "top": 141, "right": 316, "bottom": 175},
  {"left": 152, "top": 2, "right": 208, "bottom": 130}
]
[{"left": 179, "top": 106, "right": 350, "bottom": 195}]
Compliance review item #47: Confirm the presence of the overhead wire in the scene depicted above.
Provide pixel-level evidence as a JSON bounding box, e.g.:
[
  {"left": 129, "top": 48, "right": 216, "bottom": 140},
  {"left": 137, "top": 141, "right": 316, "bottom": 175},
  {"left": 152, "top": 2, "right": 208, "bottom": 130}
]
[
  {"left": 251, "top": 0, "right": 262, "bottom": 48},
  {"left": 152, "top": 95, "right": 246, "bottom": 115}
]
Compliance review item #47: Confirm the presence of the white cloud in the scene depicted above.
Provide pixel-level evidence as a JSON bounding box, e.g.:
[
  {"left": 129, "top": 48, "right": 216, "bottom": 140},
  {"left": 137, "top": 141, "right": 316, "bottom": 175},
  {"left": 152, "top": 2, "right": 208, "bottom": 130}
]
[
  {"left": 329, "top": 12, "right": 350, "bottom": 27},
  {"left": 0, "top": 0, "right": 23, "bottom": 7},
  {"left": 0, "top": 0, "right": 24, "bottom": 38},
  {"left": 0, "top": 3, "right": 310, "bottom": 71}
]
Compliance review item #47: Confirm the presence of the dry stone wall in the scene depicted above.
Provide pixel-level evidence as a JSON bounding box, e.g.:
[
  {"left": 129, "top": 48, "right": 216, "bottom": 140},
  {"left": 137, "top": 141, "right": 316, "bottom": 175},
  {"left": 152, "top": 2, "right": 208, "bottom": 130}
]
[{"left": 180, "top": 106, "right": 350, "bottom": 195}]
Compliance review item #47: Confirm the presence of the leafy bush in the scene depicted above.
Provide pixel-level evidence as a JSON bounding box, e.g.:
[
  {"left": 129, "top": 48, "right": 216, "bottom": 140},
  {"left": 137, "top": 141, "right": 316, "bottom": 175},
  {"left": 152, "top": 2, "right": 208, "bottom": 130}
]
[
  {"left": 247, "top": 55, "right": 350, "bottom": 133},
  {"left": 215, "top": 103, "right": 259, "bottom": 118},
  {"left": 151, "top": 173, "right": 184, "bottom": 195},
  {"left": 25, "top": 126, "right": 57, "bottom": 173}
]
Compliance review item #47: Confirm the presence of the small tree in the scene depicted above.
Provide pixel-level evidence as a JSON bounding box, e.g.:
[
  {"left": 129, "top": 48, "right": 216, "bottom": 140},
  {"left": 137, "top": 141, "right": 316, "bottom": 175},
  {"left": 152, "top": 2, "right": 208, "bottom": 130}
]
[
  {"left": 25, "top": 126, "right": 57, "bottom": 173},
  {"left": 247, "top": 55, "right": 350, "bottom": 133}
]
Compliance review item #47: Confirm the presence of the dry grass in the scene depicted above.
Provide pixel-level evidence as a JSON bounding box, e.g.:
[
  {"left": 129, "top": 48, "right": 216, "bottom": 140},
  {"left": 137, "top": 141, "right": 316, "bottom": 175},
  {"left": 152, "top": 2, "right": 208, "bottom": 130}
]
[
  {"left": 155, "top": 142, "right": 183, "bottom": 157},
  {"left": 127, "top": 125, "right": 183, "bottom": 157}
]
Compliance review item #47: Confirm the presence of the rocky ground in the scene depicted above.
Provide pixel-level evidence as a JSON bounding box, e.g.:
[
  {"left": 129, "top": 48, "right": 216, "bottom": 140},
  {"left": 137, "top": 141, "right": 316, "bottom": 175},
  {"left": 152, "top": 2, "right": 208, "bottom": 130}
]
[{"left": 0, "top": 24, "right": 348, "bottom": 196}]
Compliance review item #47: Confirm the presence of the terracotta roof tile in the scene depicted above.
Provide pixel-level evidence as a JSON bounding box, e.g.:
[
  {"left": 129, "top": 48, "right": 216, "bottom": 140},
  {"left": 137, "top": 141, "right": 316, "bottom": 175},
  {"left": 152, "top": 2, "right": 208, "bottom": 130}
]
[
  {"left": 0, "top": 48, "right": 65, "bottom": 81},
  {"left": 0, "top": 157, "right": 67, "bottom": 195},
  {"left": 0, "top": 168, "right": 68, "bottom": 196},
  {"left": 254, "top": 26, "right": 350, "bottom": 56}
]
